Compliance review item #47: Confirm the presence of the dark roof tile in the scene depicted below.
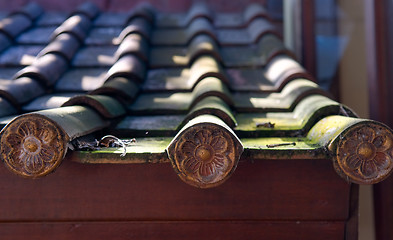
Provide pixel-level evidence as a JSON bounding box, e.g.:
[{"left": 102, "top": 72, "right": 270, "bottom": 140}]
[
  {"left": 72, "top": 46, "right": 117, "bottom": 67},
  {"left": 231, "top": 79, "right": 327, "bottom": 112},
  {"left": 54, "top": 68, "right": 107, "bottom": 92},
  {"left": 0, "top": 67, "right": 21, "bottom": 80},
  {"left": 14, "top": 53, "right": 69, "bottom": 86},
  {"left": 0, "top": 77, "right": 45, "bottom": 106},
  {"left": 183, "top": 2, "right": 213, "bottom": 26},
  {"left": 0, "top": 45, "right": 43, "bottom": 66},
  {"left": 149, "top": 34, "right": 221, "bottom": 68},
  {"left": 125, "top": 3, "right": 156, "bottom": 25},
  {"left": 0, "top": 14, "right": 32, "bottom": 39},
  {"left": 130, "top": 77, "right": 232, "bottom": 114},
  {"left": 85, "top": 27, "right": 122, "bottom": 46},
  {"left": 0, "top": 33, "right": 12, "bottom": 53},
  {"left": 144, "top": 56, "right": 225, "bottom": 91},
  {"left": 0, "top": 97, "right": 18, "bottom": 117},
  {"left": 115, "top": 115, "right": 184, "bottom": 136},
  {"left": 242, "top": 3, "right": 270, "bottom": 25},
  {"left": 151, "top": 18, "right": 215, "bottom": 46},
  {"left": 73, "top": 2, "right": 100, "bottom": 20},
  {"left": 0, "top": 3, "right": 392, "bottom": 187},
  {"left": 16, "top": 26, "right": 57, "bottom": 45},
  {"left": 114, "top": 33, "right": 149, "bottom": 62},
  {"left": 22, "top": 92, "right": 80, "bottom": 112},
  {"left": 51, "top": 14, "right": 91, "bottom": 43},
  {"left": 10, "top": 2, "right": 43, "bottom": 21},
  {"left": 94, "top": 13, "right": 127, "bottom": 27},
  {"left": 184, "top": 96, "right": 236, "bottom": 129},
  {"left": 106, "top": 54, "right": 146, "bottom": 83},
  {"left": 90, "top": 76, "right": 139, "bottom": 104},
  {"left": 62, "top": 94, "right": 126, "bottom": 119},
  {"left": 37, "top": 33, "right": 80, "bottom": 62},
  {"left": 117, "top": 17, "right": 152, "bottom": 42},
  {"left": 36, "top": 12, "right": 68, "bottom": 26}
]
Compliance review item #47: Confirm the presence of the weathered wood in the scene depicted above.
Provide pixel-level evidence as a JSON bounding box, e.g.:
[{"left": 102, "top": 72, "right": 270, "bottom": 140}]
[
  {"left": 0, "top": 156, "right": 351, "bottom": 221},
  {"left": 167, "top": 114, "right": 243, "bottom": 188},
  {"left": 0, "top": 221, "right": 346, "bottom": 240}
]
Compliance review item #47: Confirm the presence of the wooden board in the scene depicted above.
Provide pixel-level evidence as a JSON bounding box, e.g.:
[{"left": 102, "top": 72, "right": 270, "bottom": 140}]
[
  {"left": 0, "top": 156, "right": 351, "bottom": 221},
  {"left": 0, "top": 221, "right": 345, "bottom": 240}
]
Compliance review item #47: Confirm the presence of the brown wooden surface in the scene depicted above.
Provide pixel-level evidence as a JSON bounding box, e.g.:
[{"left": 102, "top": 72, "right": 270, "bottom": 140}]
[
  {"left": 0, "top": 221, "right": 345, "bottom": 240},
  {"left": 0, "top": 155, "right": 351, "bottom": 221},
  {"left": 301, "top": 0, "right": 316, "bottom": 77},
  {"left": 365, "top": 1, "right": 393, "bottom": 239},
  {"left": 346, "top": 184, "right": 359, "bottom": 240}
]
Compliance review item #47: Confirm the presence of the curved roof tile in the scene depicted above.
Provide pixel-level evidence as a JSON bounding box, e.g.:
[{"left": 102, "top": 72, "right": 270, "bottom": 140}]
[{"left": 0, "top": 2, "right": 391, "bottom": 188}]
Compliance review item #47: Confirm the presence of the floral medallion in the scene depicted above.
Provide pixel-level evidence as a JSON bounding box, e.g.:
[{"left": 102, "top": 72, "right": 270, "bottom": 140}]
[
  {"left": 0, "top": 115, "right": 67, "bottom": 178},
  {"left": 168, "top": 123, "right": 242, "bottom": 188},
  {"left": 336, "top": 123, "right": 393, "bottom": 184}
]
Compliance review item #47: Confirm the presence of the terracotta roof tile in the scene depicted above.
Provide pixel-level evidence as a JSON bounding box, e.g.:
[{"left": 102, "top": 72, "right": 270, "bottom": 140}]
[{"left": 0, "top": 2, "right": 392, "bottom": 188}]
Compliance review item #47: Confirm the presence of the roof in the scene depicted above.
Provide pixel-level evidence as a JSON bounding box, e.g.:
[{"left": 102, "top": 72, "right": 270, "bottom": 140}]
[{"left": 0, "top": 2, "right": 392, "bottom": 188}]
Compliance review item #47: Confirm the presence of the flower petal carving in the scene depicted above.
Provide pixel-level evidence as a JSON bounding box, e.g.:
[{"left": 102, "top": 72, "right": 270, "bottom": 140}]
[
  {"left": 345, "top": 155, "right": 362, "bottom": 170},
  {"left": 0, "top": 115, "right": 68, "bottom": 178},
  {"left": 374, "top": 152, "right": 391, "bottom": 170},
  {"left": 336, "top": 122, "right": 393, "bottom": 184},
  {"left": 183, "top": 157, "right": 201, "bottom": 174},
  {"left": 360, "top": 161, "right": 377, "bottom": 178},
  {"left": 167, "top": 121, "right": 243, "bottom": 188},
  {"left": 211, "top": 136, "right": 228, "bottom": 154}
]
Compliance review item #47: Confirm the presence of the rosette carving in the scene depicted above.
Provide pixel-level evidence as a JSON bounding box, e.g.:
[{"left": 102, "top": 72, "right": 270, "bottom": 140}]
[
  {"left": 167, "top": 122, "right": 243, "bottom": 188},
  {"left": 0, "top": 115, "right": 68, "bottom": 178},
  {"left": 335, "top": 123, "right": 393, "bottom": 184}
]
